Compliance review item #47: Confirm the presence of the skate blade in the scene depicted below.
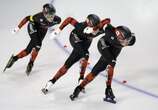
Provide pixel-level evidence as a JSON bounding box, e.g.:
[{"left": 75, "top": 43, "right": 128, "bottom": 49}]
[
  {"left": 70, "top": 94, "right": 77, "bottom": 101},
  {"left": 103, "top": 97, "right": 116, "bottom": 104},
  {"left": 26, "top": 66, "right": 32, "bottom": 76},
  {"left": 3, "top": 66, "right": 7, "bottom": 72},
  {"left": 3, "top": 55, "right": 14, "bottom": 72},
  {"left": 81, "top": 88, "right": 86, "bottom": 93},
  {"left": 41, "top": 88, "right": 48, "bottom": 95},
  {"left": 26, "top": 71, "right": 31, "bottom": 76}
]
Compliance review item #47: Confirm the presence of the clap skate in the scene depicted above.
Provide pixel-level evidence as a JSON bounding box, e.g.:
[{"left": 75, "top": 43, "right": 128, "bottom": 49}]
[
  {"left": 41, "top": 81, "right": 53, "bottom": 95},
  {"left": 70, "top": 86, "right": 82, "bottom": 101},
  {"left": 103, "top": 87, "right": 116, "bottom": 104},
  {"left": 78, "top": 77, "right": 86, "bottom": 93},
  {"left": 41, "top": 88, "right": 48, "bottom": 95},
  {"left": 26, "top": 61, "right": 34, "bottom": 76},
  {"left": 3, "top": 55, "right": 17, "bottom": 72}
]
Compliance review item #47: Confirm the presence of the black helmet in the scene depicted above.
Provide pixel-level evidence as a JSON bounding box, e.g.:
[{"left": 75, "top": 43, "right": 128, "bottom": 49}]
[
  {"left": 116, "top": 26, "right": 132, "bottom": 39},
  {"left": 43, "top": 3, "right": 56, "bottom": 15},
  {"left": 116, "top": 26, "right": 136, "bottom": 46},
  {"left": 128, "top": 34, "right": 136, "bottom": 46},
  {"left": 43, "top": 3, "right": 56, "bottom": 22},
  {"left": 86, "top": 14, "right": 100, "bottom": 27}
]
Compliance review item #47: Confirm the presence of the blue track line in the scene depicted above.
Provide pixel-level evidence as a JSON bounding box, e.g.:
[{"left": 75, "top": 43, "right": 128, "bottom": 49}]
[{"left": 53, "top": 38, "right": 158, "bottom": 100}]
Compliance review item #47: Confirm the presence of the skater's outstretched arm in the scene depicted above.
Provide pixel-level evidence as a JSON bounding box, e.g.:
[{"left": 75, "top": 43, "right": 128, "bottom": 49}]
[
  {"left": 12, "top": 16, "right": 32, "bottom": 34},
  {"left": 97, "top": 18, "right": 111, "bottom": 30},
  {"left": 59, "top": 17, "right": 79, "bottom": 30},
  {"left": 18, "top": 16, "right": 32, "bottom": 29},
  {"left": 49, "top": 17, "right": 79, "bottom": 38}
]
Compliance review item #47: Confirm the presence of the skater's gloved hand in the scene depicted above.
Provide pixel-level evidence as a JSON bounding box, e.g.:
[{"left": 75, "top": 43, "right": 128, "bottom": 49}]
[
  {"left": 11, "top": 27, "right": 20, "bottom": 34},
  {"left": 84, "top": 27, "right": 94, "bottom": 34},
  {"left": 49, "top": 28, "right": 61, "bottom": 39}
]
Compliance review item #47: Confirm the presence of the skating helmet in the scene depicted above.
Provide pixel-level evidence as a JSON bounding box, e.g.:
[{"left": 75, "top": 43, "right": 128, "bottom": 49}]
[
  {"left": 128, "top": 34, "right": 136, "bottom": 46},
  {"left": 86, "top": 14, "right": 101, "bottom": 27},
  {"left": 116, "top": 26, "right": 136, "bottom": 46},
  {"left": 43, "top": 3, "right": 56, "bottom": 22}
]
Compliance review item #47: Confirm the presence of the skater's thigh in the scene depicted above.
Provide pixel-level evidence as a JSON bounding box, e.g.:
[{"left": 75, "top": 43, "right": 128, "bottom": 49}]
[
  {"left": 64, "top": 49, "right": 82, "bottom": 68},
  {"left": 91, "top": 56, "right": 108, "bottom": 76}
]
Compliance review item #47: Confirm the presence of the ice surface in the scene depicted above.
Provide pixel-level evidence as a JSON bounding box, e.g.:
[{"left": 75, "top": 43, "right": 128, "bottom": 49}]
[{"left": 0, "top": 0, "right": 158, "bottom": 110}]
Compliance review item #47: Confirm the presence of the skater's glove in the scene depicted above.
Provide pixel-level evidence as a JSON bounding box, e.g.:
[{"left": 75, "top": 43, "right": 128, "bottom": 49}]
[
  {"left": 49, "top": 28, "right": 61, "bottom": 39},
  {"left": 11, "top": 27, "right": 20, "bottom": 34},
  {"left": 84, "top": 27, "right": 94, "bottom": 34}
]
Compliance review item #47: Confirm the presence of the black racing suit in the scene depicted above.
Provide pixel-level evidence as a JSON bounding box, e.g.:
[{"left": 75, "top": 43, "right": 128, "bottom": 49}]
[
  {"left": 64, "top": 21, "right": 101, "bottom": 68},
  {"left": 8, "top": 12, "right": 61, "bottom": 73},
  {"left": 91, "top": 24, "right": 123, "bottom": 76},
  {"left": 25, "top": 12, "right": 61, "bottom": 53},
  {"left": 14, "top": 12, "right": 61, "bottom": 64}
]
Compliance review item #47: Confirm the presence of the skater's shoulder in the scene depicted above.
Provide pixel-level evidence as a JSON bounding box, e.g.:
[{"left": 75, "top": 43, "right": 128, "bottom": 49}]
[{"left": 54, "top": 15, "right": 61, "bottom": 23}]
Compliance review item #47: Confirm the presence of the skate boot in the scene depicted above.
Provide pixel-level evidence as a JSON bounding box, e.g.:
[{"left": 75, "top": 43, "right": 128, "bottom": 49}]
[
  {"left": 3, "top": 55, "right": 18, "bottom": 72},
  {"left": 26, "top": 61, "right": 34, "bottom": 76},
  {"left": 70, "top": 86, "right": 83, "bottom": 101},
  {"left": 103, "top": 87, "right": 116, "bottom": 104},
  {"left": 41, "top": 80, "right": 53, "bottom": 95},
  {"left": 78, "top": 76, "right": 85, "bottom": 93}
]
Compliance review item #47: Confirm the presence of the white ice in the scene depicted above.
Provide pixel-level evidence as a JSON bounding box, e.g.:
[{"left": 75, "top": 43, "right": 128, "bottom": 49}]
[{"left": 0, "top": 0, "right": 158, "bottom": 110}]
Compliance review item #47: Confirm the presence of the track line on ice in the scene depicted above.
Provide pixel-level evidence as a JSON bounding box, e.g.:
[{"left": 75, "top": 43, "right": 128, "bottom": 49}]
[{"left": 53, "top": 38, "right": 158, "bottom": 100}]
